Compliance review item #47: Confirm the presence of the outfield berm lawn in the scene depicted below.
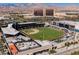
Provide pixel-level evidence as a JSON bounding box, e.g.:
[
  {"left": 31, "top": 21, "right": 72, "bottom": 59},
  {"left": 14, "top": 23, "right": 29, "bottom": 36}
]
[{"left": 21, "top": 27, "right": 64, "bottom": 40}]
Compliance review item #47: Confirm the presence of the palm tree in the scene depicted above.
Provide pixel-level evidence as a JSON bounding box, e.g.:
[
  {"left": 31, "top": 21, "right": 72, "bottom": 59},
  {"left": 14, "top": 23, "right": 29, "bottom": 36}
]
[
  {"left": 49, "top": 48, "right": 56, "bottom": 54},
  {"left": 75, "top": 41, "right": 78, "bottom": 44},
  {"left": 70, "top": 41, "right": 74, "bottom": 45},
  {"left": 65, "top": 42, "right": 71, "bottom": 50}
]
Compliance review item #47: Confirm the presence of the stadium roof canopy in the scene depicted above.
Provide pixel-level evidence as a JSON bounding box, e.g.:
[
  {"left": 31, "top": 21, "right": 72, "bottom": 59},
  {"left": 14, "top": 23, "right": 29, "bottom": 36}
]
[
  {"left": 56, "top": 20, "right": 79, "bottom": 30},
  {"left": 1, "top": 24, "right": 19, "bottom": 35},
  {"left": 57, "top": 20, "right": 77, "bottom": 26}
]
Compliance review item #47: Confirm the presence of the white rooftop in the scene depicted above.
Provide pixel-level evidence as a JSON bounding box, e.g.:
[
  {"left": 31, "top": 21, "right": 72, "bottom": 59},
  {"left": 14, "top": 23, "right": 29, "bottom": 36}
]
[
  {"left": 17, "top": 35, "right": 30, "bottom": 41},
  {"left": 16, "top": 41, "right": 39, "bottom": 51},
  {"left": 19, "top": 22, "right": 37, "bottom": 24},
  {"left": 56, "top": 20, "right": 79, "bottom": 30},
  {"left": 1, "top": 24, "right": 19, "bottom": 35},
  {"left": 57, "top": 20, "right": 78, "bottom": 26}
]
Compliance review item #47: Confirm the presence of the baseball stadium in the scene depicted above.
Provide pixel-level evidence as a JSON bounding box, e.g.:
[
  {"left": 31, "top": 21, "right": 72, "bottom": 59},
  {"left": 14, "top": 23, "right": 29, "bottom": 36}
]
[{"left": 12, "top": 22, "right": 64, "bottom": 41}]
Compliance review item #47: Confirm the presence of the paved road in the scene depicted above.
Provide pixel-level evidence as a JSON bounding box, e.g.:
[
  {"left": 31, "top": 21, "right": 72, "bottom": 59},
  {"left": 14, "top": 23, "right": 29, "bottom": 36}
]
[
  {"left": 53, "top": 39, "right": 79, "bottom": 55},
  {"left": 17, "top": 45, "right": 52, "bottom": 55},
  {"left": 54, "top": 45, "right": 79, "bottom": 55}
]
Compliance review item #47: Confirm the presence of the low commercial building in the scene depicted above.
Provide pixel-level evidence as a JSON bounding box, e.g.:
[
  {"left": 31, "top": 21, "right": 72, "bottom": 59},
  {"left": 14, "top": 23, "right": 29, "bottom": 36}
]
[
  {"left": 52, "top": 21, "right": 79, "bottom": 30},
  {"left": 17, "top": 45, "right": 52, "bottom": 55},
  {"left": 54, "top": 10, "right": 79, "bottom": 18}
]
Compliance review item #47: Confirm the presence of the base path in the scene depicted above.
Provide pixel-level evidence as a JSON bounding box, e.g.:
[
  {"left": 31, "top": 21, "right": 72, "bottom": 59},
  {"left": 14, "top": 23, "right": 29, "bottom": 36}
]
[{"left": 29, "top": 29, "right": 39, "bottom": 35}]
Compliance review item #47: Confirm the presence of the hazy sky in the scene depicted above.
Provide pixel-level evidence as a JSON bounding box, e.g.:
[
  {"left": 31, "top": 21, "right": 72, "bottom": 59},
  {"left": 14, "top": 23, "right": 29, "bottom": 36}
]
[
  {"left": 0, "top": 3, "right": 79, "bottom": 7},
  {"left": 47, "top": 3, "right": 79, "bottom": 7}
]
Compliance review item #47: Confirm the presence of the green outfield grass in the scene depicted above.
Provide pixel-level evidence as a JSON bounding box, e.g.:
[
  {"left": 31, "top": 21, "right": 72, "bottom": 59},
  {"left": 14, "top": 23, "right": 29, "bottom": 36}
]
[{"left": 21, "top": 27, "right": 64, "bottom": 40}]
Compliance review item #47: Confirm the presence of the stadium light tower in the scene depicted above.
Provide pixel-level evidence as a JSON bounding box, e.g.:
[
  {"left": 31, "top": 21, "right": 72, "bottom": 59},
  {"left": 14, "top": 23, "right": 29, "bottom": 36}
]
[
  {"left": 74, "top": 25, "right": 79, "bottom": 40},
  {"left": 74, "top": 31, "right": 79, "bottom": 40}
]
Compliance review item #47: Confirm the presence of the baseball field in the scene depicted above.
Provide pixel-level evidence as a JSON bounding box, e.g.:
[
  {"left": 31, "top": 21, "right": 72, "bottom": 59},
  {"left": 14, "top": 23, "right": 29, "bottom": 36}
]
[{"left": 21, "top": 27, "right": 64, "bottom": 40}]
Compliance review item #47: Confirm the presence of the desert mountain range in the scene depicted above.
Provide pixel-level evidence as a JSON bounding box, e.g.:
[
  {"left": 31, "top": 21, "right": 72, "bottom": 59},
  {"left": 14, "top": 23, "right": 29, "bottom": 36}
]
[{"left": 0, "top": 3, "right": 79, "bottom": 13}]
